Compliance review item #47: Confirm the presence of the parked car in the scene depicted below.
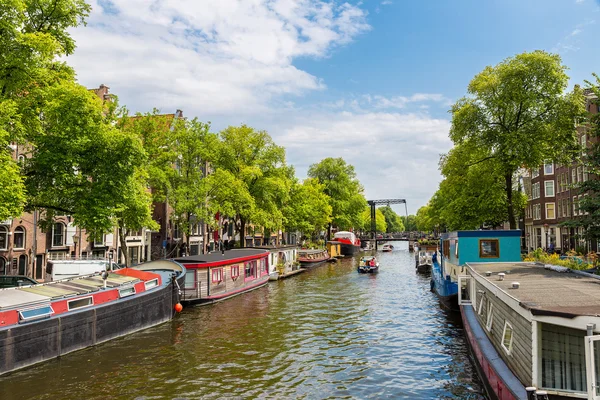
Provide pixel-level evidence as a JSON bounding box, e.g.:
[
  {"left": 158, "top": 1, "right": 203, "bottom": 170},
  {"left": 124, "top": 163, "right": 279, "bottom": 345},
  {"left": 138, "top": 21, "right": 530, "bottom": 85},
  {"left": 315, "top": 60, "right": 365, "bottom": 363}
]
[{"left": 0, "top": 275, "right": 38, "bottom": 288}]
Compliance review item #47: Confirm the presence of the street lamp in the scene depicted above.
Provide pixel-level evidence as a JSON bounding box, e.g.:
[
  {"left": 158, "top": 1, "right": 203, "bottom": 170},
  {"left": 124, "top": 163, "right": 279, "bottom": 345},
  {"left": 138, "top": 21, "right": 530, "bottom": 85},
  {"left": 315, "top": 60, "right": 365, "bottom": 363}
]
[
  {"left": 72, "top": 233, "right": 79, "bottom": 259},
  {"left": 543, "top": 223, "right": 549, "bottom": 251}
]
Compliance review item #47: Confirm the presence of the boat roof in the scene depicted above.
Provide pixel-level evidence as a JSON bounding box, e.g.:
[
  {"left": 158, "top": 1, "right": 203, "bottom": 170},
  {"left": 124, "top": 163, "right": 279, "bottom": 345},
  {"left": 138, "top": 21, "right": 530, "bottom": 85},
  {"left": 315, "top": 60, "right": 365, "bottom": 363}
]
[
  {"left": 174, "top": 249, "right": 268, "bottom": 264},
  {"left": 298, "top": 249, "right": 327, "bottom": 254},
  {"left": 442, "top": 230, "right": 521, "bottom": 239},
  {"left": 468, "top": 262, "right": 600, "bottom": 318}
]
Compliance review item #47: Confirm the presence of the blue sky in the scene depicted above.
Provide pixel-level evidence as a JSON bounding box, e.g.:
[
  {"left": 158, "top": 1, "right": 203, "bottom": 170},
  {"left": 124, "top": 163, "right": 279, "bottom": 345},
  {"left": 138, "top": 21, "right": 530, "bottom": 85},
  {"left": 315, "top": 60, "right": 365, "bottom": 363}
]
[{"left": 68, "top": 0, "right": 600, "bottom": 215}]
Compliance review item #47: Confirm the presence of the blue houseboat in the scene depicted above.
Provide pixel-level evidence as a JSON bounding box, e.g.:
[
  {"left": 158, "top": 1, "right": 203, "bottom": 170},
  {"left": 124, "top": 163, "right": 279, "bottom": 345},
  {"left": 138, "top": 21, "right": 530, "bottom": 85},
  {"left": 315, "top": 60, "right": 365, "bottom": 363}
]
[{"left": 431, "top": 230, "right": 522, "bottom": 310}]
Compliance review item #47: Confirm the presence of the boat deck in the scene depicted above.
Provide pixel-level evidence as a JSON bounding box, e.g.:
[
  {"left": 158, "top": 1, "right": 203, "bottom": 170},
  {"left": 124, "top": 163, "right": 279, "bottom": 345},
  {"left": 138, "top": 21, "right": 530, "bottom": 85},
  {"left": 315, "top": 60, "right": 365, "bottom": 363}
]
[
  {"left": 468, "top": 261, "right": 600, "bottom": 317},
  {"left": 0, "top": 272, "right": 142, "bottom": 310}
]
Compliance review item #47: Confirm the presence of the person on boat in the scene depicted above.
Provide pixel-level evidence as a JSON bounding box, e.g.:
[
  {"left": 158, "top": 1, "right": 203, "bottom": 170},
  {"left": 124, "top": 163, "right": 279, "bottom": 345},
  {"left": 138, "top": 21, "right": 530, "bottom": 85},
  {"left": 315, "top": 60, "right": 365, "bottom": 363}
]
[{"left": 369, "top": 258, "right": 376, "bottom": 267}]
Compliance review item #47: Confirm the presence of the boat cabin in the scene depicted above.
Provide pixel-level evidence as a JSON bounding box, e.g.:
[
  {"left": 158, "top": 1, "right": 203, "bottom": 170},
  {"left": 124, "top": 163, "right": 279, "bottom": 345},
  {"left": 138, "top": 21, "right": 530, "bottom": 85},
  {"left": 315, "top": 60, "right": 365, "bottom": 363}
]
[
  {"left": 440, "top": 230, "right": 522, "bottom": 282},
  {"left": 327, "top": 241, "right": 343, "bottom": 258},
  {"left": 175, "top": 249, "right": 270, "bottom": 305},
  {"left": 460, "top": 261, "right": 600, "bottom": 399},
  {"left": 254, "top": 245, "right": 299, "bottom": 277}
]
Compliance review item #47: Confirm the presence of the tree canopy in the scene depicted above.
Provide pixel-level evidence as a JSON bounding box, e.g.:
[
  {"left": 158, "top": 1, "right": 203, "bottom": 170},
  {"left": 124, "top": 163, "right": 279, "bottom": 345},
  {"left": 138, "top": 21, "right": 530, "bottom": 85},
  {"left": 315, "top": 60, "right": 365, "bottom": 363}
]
[
  {"left": 307, "top": 157, "right": 366, "bottom": 234},
  {"left": 449, "top": 50, "right": 585, "bottom": 228},
  {"left": 283, "top": 178, "right": 332, "bottom": 238},
  {"left": 379, "top": 206, "right": 404, "bottom": 233}
]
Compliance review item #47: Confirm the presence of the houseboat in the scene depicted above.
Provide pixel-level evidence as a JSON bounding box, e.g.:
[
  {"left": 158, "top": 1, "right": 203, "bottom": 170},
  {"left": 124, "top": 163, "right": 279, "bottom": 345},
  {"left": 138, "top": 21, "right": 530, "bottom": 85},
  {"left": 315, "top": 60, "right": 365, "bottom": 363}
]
[
  {"left": 333, "top": 231, "right": 362, "bottom": 256},
  {"left": 297, "top": 249, "right": 330, "bottom": 265},
  {"left": 358, "top": 256, "right": 379, "bottom": 273},
  {"left": 326, "top": 241, "right": 343, "bottom": 258},
  {"left": 253, "top": 245, "right": 300, "bottom": 280},
  {"left": 0, "top": 260, "right": 185, "bottom": 376},
  {"left": 176, "top": 249, "right": 270, "bottom": 305},
  {"left": 459, "top": 260, "right": 600, "bottom": 400},
  {"left": 432, "top": 230, "right": 521, "bottom": 310}
]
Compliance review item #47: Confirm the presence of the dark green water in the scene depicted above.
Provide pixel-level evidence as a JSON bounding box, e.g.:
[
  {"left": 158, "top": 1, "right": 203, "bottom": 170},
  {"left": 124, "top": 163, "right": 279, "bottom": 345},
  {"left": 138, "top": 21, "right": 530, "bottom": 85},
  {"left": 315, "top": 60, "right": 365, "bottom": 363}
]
[{"left": 0, "top": 243, "right": 486, "bottom": 399}]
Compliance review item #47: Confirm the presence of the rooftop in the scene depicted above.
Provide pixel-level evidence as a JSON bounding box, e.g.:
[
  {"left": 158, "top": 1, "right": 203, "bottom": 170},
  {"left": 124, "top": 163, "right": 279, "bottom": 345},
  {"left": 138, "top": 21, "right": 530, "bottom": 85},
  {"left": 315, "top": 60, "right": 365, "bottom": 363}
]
[
  {"left": 174, "top": 249, "right": 268, "bottom": 264},
  {"left": 469, "top": 262, "right": 600, "bottom": 318}
]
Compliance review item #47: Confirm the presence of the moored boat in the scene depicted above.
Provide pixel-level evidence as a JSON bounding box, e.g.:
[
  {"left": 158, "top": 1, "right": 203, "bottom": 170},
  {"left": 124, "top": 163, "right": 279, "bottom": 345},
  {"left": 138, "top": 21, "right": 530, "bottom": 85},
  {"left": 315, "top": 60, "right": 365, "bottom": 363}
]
[
  {"left": 415, "top": 245, "right": 437, "bottom": 273},
  {"left": 333, "top": 231, "right": 361, "bottom": 256},
  {"left": 459, "top": 259, "right": 600, "bottom": 400},
  {"left": 357, "top": 256, "right": 379, "bottom": 273},
  {"left": 0, "top": 260, "right": 185, "bottom": 376},
  {"left": 297, "top": 249, "right": 330, "bottom": 265},
  {"left": 431, "top": 230, "right": 521, "bottom": 311},
  {"left": 176, "top": 249, "right": 270, "bottom": 305},
  {"left": 326, "top": 241, "right": 344, "bottom": 258},
  {"left": 381, "top": 243, "right": 394, "bottom": 252}
]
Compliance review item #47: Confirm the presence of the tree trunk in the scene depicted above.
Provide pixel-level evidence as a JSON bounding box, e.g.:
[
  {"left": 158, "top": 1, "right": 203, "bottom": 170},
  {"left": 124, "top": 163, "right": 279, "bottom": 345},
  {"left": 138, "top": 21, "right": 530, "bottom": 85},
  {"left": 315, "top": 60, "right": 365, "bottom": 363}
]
[
  {"left": 505, "top": 173, "right": 516, "bottom": 229},
  {"left": 327, "top": 223, "right": 332, "bottom": 241},
  {"left": 240, "top": 217, "right": 246, "bottom": 248},
  {"left": 118, "top": 226, "right": 129, "bottom": 267}
]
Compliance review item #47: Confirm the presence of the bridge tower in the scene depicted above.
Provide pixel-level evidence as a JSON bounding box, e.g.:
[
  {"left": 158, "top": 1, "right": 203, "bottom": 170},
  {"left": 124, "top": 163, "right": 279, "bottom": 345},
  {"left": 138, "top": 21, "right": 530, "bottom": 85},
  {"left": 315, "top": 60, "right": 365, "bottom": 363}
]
[{"left": 366, "top": 199, "right": 408, "bottom": 251}]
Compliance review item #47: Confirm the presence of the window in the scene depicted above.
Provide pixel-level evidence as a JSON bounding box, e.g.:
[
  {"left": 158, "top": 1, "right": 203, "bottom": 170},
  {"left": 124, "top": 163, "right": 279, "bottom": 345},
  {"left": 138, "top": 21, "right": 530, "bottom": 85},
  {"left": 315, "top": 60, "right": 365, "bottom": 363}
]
[
  {"left": 557, "top": 202, "right": 562, "bottom": 219},
  {"left": 145, "top": 278, "right": 159, "bottom": 290},
  {"left": 477, "top": 294, "right": 485, "bottom": 315},
  {"left": 94, "top": 234, "right": 104, "bottom": 247},
  {"left": 260, "top": 258, "right": 267, "bottom": 275},
  {"left": 479, "top": 239, "right": 499, "bottom": 258},
  {"left": 245, "top": 261, "right": 257, "bottom": 280},
  {"left": 185, "top": 270, "right": 196, "bottom": 288},
  {"left": 0, "top": 257, "right": 6, "bottom": 275},
  {"left": 565, "top": 198, "right": 571, "bottom": 217},
  {"left": 573, "top": 196, "right": 579, "bottom": 216},
  {"left": 533, "top": 204, "right": 541, "bottom": 220},
  {"left": 13, "top": 226, "right": 25, "bottom": 249},
  {"left": 541, "top": 323, "right": 587, "bottom": 392},
  {"left": 52, "top": 223, "right": 65, "bottom": 247},
  {"left": 583, "top": 166, "right": 589, "bottom": 182},
  {"left": 572, "top": 168, "right": 577, "bottom": 184},
  {"left": 577, "top": 166, "right": 583, "bottom": 183},
  {"left": 544, "top": 181, "right": 554, "bottom": 197},
  {"left": 212, "top": 268, "right": 224, "bottom": 283},
  {"left": 173, "top": 224, "right": 181, "bottom": 240},
  {"left": 443, "top": 240, "right": 450, "bottom": 258},
  {"left": 532, "top": 168, "right": 540, "bottom": 178},
  {"left": 231, "top": 265, "right": 240, "bottom": 279},
  {"left": 501, "top": 321, "right": 514, "bottom": 355},
  {"left": 118, "top": 286, "right": 136, "bottom": 298},
  {"left": 582, "top": 134, "right": 587, "bottom": 156},
  {"left": 532, "top": 182, "right": 540, "bottom": 199},
  {"left": 486, "top": 303, "right": 493, "bottom": 331},
  {"left": 67, "top": 296, "right": 93, "bottom": 310},
  {"left": 19, "top": 305, "right": 53, "bottom": 322},
  {"left": 544, "top": 162, "right": 553, "bottom": 175},
  {"left": 0, "top": 226, "right": 7, "bottom": 250},
  {"left": 546, "top": 203, "right": 555, "bottom": 219}
]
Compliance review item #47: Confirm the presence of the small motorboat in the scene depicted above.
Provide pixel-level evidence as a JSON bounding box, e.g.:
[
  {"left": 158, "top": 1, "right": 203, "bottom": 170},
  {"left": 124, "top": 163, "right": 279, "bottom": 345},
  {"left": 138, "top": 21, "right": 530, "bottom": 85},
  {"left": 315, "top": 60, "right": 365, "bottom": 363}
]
[
  {"left": 416, "top": 249, "right": 434, "bottom": 273},
  {"left": 381, "top": 244, "right": 393, "bottom": 252},
  {"left": 358, "top": 256, "right": 379, "bottom": 273}
]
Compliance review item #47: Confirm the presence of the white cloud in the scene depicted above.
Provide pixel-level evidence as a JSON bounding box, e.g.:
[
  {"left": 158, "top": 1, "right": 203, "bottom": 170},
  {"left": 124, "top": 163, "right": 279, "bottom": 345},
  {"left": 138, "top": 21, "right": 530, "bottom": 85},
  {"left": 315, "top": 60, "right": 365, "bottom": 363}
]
[
  {"left": 68, "top": 0, "right": 370, "bottom": 115},
  {"left": 274, "top": 110, "right": 452, "bottom": 213},
  {"left": 553, "top": 19, "right": 595, "bottom": 53}
]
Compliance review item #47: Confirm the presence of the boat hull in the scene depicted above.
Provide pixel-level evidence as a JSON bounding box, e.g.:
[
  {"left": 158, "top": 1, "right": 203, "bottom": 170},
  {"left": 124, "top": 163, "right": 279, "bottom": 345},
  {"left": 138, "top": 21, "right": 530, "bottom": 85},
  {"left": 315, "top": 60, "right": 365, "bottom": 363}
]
[
  {"left": 357, "top": 266, "right": 378, "bottom": 273},
  {"left": 460, "top": 305, "right": 526, "bottom": 400},
  {"left": 430, "top": 261, "right": 459, "bottom": 311},
  {"left": 416, "top": 263, "right": 432, "bottom": 273},
  {"left": 0, "top": 272, "right": 184, "bottom": 376},
  {"left": 339, "top": 243, "right": 361, "bottom": 256}
]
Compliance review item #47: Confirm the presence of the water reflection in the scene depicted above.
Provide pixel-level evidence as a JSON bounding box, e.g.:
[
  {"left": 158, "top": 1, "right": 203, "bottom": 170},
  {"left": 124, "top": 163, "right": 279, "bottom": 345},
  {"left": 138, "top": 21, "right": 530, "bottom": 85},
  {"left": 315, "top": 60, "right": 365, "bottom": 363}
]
[{"left": 0, "top": 242, "right": 486, "bottom": 400}]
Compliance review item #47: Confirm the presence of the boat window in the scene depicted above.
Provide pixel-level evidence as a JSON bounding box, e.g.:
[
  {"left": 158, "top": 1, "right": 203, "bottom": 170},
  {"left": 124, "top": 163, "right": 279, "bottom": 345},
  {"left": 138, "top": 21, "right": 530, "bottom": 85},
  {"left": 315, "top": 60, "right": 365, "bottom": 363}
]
[
  {"left": 260, "top": 259, "right": 267, "bottom": 274},
  {"left": 212, "top": 268, "right": 224, "bottom": 283},
  {"left": 486, "top": 303, "right": 493, "bottom": 331},
  {"left": 184, "top": 270, "right": 195, "bottom": 289},
  {"left": 245, "top": 261, "right": 257, "bottom": 280},
  {"left": 119, "top": 286, "right": 136, "bottom": 298},
  {"left": 477, "top": 294, "right": 485, "bottom": 315},
  {"left": 479, "top": 239, "right": 499, "bottom": 258},
  {"left": 19, "top": 305, "right": 53, "bottom": 322},
  {"left": 541, "top": 323, "right": 587, "bottom": 392},
  {"left": 68, "top": 296, "right": 93, "bottom": 311},
  {"left": 145, "top": 278, "right": 159, "bottom": 290},
  {"left": 501, "top": 321, "right": 513, "bottom": 355},
  {"left": 443, "top": 240, "right": 450, "bottom": 258},
  {"left": 231, "top": 265, "right": 240, "bottom": 279}
]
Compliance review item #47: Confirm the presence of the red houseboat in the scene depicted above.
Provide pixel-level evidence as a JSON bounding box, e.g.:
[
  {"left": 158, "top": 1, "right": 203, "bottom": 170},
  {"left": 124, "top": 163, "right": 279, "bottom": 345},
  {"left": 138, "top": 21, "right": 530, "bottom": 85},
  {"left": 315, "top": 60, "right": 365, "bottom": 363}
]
[
  {"left": 332, "top": 231, "right": 361, "bottom": 256},
  {"left": 175, "top": 249, "right": 270, "bottom": 305}
]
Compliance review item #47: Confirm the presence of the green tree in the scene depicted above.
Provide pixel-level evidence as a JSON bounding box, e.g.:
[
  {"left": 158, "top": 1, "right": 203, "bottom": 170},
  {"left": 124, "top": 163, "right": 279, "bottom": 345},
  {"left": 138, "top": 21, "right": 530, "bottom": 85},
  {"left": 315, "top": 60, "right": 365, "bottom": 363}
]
[
  {"left": 307, "top": 157, "right": 366, "bottom": 236},
  {"left": 283, "top": 178, "right": 332, "bottom": 238},
  {"left": 24, "top": 82, "right": 146, "bottom": 235},
  {"left": 361, "top": 207, "right": 386, "bottom": 233},
  {"left": 379, "top": 206, "right": 405, "bottom": 233},
  {"left": 0, "top": 0, "right": 91, "bottom": 220},
  {"left": 401, "top": 215, "right": 417, "bottom": 232},
  {"left": 213, "top": 125, "right": 292, "bottom": 247},
  {"left": 450, "top": 50, "right": 585, "bottom": 229}
]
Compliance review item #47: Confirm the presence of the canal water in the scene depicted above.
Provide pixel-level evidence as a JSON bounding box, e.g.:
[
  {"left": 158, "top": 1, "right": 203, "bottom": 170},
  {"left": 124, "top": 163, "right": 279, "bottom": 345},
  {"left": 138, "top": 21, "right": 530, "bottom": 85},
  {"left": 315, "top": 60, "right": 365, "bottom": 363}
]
[{"left": 0, "top": 243, "right": 486, "bottom": 400}]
